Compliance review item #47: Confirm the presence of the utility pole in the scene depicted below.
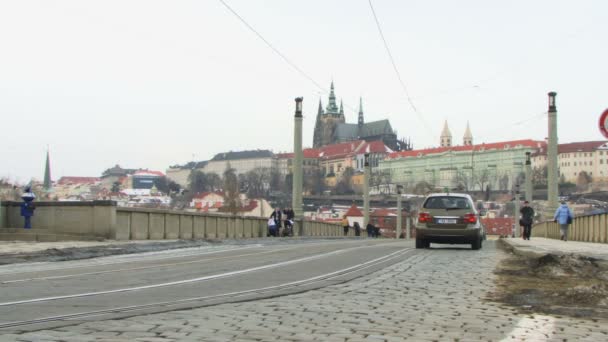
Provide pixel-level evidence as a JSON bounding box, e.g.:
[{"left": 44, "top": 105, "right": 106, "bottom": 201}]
[
  {"left": 524, "top": 152, "right": 533, "bottom": 203},
  {"left": 547, "top": 91, "right": 559, "bottom": 212},
  {"left": 363, "top": 153, "right": 370, "bottom": 227},
  {"left": 292, "top": 98, "right": 304, "bottom": 234}
]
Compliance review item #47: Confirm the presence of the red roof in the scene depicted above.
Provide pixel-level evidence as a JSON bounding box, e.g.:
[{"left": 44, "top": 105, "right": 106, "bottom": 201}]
[
  {"left": 277, "top": 148, "right": 320, "bottom": 159},
  {"left": 361, "top": 140, "right": 393, "bottom": 154},
  {"left": 532, "top": 140, "right": 607, "bottom": 156},
  {"left": 388, "top": 139, "right": 543, "bottom": 159},
  {"left": 193, "top": 191, "right": 225, "bottom": 199},
  {"left": 57, "top": 176, "right": 100, "bottom": 185},
  {"left": 371, "top": 208, "right": 397, "bottom": 217},
  {"left": 344, "top": 203, "right": 364, "bottom": 217},
  {"left": 319, "top": 140, "right": 366, "bottom": 159},
  {"left": 134, "top": 170, "right": 165, "bottom": 177}
]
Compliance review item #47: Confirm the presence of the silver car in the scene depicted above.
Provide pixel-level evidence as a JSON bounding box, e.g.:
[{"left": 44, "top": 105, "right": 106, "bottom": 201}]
[{"left": 415, "top": 193, "right": 483, "bottom": 250}]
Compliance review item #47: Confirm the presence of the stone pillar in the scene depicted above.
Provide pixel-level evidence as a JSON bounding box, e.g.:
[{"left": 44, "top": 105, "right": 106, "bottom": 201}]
[
  {"left": 396, "top": 185, "right": 403, "bottom": 239},
  {"left": 406, "top": 215, "right": 411, "bottom": 240},
  {"left": 524, "top": 152, "right": 533, "bottom": 202},
  {"left": 292, "top": 97, "right": 304, "bottom": 220},
  {"left": 547, "top": 91, "right": 559, "bottom": 211},
  {"left": 363, "top": 153, "right": 370, "bottom": 227}
]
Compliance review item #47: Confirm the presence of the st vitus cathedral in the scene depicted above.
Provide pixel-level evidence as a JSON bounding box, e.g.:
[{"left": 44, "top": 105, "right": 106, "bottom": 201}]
[{"left": 312, "top": 82, "right": 412, "bottom": 151}]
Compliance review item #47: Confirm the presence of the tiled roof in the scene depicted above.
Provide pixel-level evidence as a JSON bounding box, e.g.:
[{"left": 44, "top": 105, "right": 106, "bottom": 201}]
[
  {"left": 388, "top": 139, "right": 543, "bottom": 159},
  {"left": 532, "top": 140, "right": 607, "bottom": 156},
  {"left": 319, "top": 140, "right": 366, "bottom": 159},
  {"left": 57, "top": 177, "right": 100, "bottom": 185},
  {"left": 211, "top": 150, "right": 274, "bottom": 161},
  {"left": 277, "top": 148, "right": 320, "bottom": 159},
  {"left": 344, "top": 203, "right": 364, "bottom": 217},
  {"left": 361, "top": 140, "right": 393, "bottom": 154},
  {"left": 371, "top": 208, "right": 398, "bottom": 217},
  {"left": 134, "top": 170, "right": 165, "bottom": 177}
]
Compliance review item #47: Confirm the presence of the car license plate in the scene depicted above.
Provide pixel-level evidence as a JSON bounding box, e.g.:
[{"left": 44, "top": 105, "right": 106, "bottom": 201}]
[{"left": 437, "top": 219, "right": 457, "bottom": 224}]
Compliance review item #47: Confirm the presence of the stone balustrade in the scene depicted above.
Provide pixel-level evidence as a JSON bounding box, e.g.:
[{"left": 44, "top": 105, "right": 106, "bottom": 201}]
[
  {"left": 532, "top": 213, "right": 608, "bottom": 243},
  {"left": 0, "top": 201, "right": 342, "bottom": 240}
]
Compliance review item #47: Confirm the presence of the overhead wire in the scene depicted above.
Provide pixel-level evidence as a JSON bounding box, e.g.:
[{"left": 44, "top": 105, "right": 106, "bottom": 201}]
[
  {"left": 217, "top": 0, "right": 360, "bottom": 114},
  {"left": 367, "top": 0, "right": 433, "bottom": 137}
]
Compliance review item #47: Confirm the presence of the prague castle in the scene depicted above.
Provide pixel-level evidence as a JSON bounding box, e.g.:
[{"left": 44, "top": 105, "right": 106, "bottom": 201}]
[{"left": 312, "top": 82, "right": 412, "bottom": 151}]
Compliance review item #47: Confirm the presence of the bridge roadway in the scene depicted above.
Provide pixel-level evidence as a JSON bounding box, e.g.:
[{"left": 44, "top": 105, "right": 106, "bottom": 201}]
[{"left": 1, "top": 239, "right": 607, "bottom": 341}]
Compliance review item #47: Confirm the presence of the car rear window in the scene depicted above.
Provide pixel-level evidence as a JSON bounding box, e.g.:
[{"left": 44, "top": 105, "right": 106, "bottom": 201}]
[{"left": 423, "top": 196, "right": 472, "bottom": 210}]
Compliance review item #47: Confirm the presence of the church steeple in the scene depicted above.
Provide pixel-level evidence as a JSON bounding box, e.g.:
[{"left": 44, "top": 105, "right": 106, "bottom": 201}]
[
  {"left": 339, "top": 100, "right": 344, "bottom": 115},
  {"left": 317, "top": 98, "right": 324, "bottom": 115},
  {"left": 463, "top": 121, "right": 473, "bottom": 146},
  {"left": 43, "top": 148, "right": 52, "bottom": 191},
  {"left": 358, "top": 97, "right": 364, "bottom": 126},
  {"left": 326, "top": 81, "right": 339, "bottom": 114},
  {"left": 440, "top": 120, "right": 452, "bottom": 147}
]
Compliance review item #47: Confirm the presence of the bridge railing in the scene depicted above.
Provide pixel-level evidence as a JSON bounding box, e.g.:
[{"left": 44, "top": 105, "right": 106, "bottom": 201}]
[
  {"left": 532, "top": 213, "right": 608, "bottom": 243},
  {"left": 1, "top": 201, "right": 343, "bottom": 240}
]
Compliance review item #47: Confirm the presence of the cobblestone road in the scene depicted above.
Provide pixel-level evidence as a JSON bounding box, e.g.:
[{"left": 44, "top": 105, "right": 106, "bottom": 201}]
[{"left": 6, "top": 241, "right": 608, "bottom": 341}]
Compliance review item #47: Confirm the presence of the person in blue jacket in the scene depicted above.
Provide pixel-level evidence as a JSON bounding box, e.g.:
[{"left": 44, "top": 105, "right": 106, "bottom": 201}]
[
  {"left": 553, "top": 200, "right": 573, "bottom": 241},
  {"left": 20, "top": 187, "right": 36, "bottom": 229}
]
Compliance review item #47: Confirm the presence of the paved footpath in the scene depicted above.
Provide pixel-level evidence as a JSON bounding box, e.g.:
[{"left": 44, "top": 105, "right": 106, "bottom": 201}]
[
  {"left": 502, "top": 237, "right": 608, "bottom": 261},
  {"left": 5, "top": 241, "right": 608, "bottom": 342}
]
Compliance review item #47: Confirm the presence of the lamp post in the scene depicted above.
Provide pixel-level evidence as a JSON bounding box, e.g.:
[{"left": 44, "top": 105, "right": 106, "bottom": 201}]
[
  {"left": 396, "top": 185, "right": 403, "bottom": 239},
  {"left": 547, "top": 91, "right": 559, "bottom": 212},
  {"left": 363, "top": 153, "right": 370, "bottom": 227},
  {"left": 292, "top": 97, "right": 304, "bottom": 230},
  {"left": 524, "top": 152, "right": 533, "bottom": 203}
]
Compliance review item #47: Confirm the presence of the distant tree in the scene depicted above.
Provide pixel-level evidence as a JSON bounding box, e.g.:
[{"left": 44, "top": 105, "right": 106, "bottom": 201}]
[
  {"left": 413, "top": 181, "right": 433, "bottom": 195},
  {"left": 532, "top": 165, "right": 548, "bottom": 187},
  {"left": 188, "top": 170, "right": 209, "bottom": 194},
  {"left": 576, "top": 171, "right": 592, "bottom": 192},
  {"left": 243, "top": 167, "right": 271, "bottom": 198},
  {"left": 222, "top": 166, "right": 241, "bottom": 215},
  {"left": 156, "top": 176, "right": 180, "bottom": 194},
  {"left": 475, "top": 169, "right": 491, "bottom": 192},
  {"left": 499, "top": 174, "right": 510, "bottom": 191},
  {"left": 485, "top": 184, "right": 491, "bottom": 201},
  {"left": 111, "top": 181, "right": 121, "bottom": 193},
  {"left": 455, "top": 169, "right": 472, "bottom": 192},
  {"left": 206, "top": 173, "right": 222, "bottom": 191},
  {"left": 335, "top": 167, "right": 355, "bottom": 195}
]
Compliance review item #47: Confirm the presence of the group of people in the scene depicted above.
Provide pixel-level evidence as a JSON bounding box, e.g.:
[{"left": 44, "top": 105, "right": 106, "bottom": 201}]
[
  {"left": 342, "top": 217, "right": 381, "bottom": 238},
  {"left": 519, "top": 199, "right": 574, "bottom": 242},
  {"left": 267, "top": 207, "right": 295, "bottom": 237}
]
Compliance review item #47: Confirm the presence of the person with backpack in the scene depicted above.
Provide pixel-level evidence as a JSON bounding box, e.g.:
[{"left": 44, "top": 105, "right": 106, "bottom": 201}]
[
  {"left": 519, "top": 200, "right": 535, "bottom": 240},
  {"left": 554, "top": 200, "right": 574, "bottom": 241}
]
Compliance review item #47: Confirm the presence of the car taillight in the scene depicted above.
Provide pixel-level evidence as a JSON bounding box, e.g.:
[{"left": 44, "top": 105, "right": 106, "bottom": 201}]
[
  {"left": 418, "top": 212, "right": 432, "bottom": 223},
  {"left": 463, "top": 213, "right": 477, "bottom": 224}
]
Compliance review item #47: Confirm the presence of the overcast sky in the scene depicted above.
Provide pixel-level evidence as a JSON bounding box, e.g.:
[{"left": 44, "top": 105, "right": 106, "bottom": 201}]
[{"left": 1, "top": 0, "right": 606, "bottom": 183}]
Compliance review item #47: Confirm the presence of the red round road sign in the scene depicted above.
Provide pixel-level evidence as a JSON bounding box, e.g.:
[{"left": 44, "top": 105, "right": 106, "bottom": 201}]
[{"left": 600, "top": 109, "right": 608, "bottom": 138}]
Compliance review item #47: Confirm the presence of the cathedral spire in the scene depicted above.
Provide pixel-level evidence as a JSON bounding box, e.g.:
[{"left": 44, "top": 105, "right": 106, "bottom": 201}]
[
  {"left": 463, "top": 121, "right": 473, "bottom": 146},
  {"left": 339, "top": 100, "right": 344, "bottom": 115},
  {"left": 358, "top": 97, "right": 364, "bottom": 126},
  {"left": 317, "top": 98, "right": 324, "bottom": 115},
  {"left": 43, "top": 148, "right": 52, "bottom": 191},
  {"left": 326, "top": 81, "right": 339, "bottom": 114}
]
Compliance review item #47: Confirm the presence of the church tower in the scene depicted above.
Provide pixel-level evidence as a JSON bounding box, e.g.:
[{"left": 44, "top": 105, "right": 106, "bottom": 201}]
[
  {"left": 312, "top": 81, "right": 346, "bottom": 148},
  {"left": 463, "top": 121, "right": 473, "bottom": 146},
  {"left": 440, "top": 120, "right": 452, "bottom": 147}
]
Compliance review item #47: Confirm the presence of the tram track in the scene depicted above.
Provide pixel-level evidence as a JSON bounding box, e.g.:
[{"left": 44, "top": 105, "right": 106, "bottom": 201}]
[{"left": 0, "top": 246, "right": 422, "bottom": 332}]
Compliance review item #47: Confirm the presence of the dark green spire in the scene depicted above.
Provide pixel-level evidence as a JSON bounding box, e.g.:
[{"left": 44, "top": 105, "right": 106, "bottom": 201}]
[
  {"left": 358, "top": 97, "right": 364, "bottom": 126},
  {"left": 43, "top": 149, "right": 52, "bottom": 190},
  {"left": 326, "top": 81, "right": 339, "bottom": 114},
  {"left": 339, "top": 100, "right": 344, "bottom": 115},
  {"left": 317, "top": 98, "right": 324, "bottom": 115}
]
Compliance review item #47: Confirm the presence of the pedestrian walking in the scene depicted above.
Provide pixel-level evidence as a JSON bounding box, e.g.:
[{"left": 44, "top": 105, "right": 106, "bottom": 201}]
[
  {"left": 353, "top": 222, "right": 361, "bottom": 236},
  {"left": 554, "top": 200, "right": 574, "bottom": 241},
  {"left": 342, "top": 216, "right": 349, "bottom": 236},
  {"left": 373, "top": 225, "right": 380, "bottom": 238},
  {"left": 366, "top": 222, "right": 373, "bottom": 237},
  {"left": 520, "top": 200, "right": 535, "bottom": 240}
]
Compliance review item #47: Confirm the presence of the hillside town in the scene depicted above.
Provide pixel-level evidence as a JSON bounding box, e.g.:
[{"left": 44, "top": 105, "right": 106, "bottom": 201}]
[{"left": 2, "top": 85, "right": 607, "bottom": 238}]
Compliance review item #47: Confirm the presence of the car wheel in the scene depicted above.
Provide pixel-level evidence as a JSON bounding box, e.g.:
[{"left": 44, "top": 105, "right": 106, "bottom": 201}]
[
  {"left": 471, "top": 237, "right": 481, "bottom": 250},
  {"left": 415, "top": 238, "right": 424, "bottom": 249}
]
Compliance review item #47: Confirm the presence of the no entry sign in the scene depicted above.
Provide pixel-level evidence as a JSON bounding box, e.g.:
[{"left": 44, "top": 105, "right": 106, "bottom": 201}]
[{"left": 600, "top": 109, "right": 608, "bottom": 138}]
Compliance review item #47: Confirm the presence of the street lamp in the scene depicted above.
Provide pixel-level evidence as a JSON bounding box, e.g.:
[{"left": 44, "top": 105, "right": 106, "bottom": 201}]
[{"left": 513, "top": 183, "right": 520, "bottom": 238}]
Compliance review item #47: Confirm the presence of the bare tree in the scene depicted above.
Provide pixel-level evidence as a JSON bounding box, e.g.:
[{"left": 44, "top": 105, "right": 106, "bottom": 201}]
[
  {"left": 532, "top": 165, "right": 548, "bottom": 187},
  {"left": 475, "top": 169, "right": 491, "bottom": 192},
  {"left": 222, "top": 166, "right": 241, "bottom": 216},
  {"left": 499, "top": 174, "right": 510, "bottom": 191},
  {"left": 576, "top": 171, "right": 592, "bottom": 192},
  {"left": 335, "top": 167, "right": 355, "bottom": 195}
]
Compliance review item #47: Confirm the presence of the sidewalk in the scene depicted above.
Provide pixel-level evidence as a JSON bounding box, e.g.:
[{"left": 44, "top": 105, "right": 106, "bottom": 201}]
[{"left": 501, "top": 237, "right": 608, "bottom": 261}]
